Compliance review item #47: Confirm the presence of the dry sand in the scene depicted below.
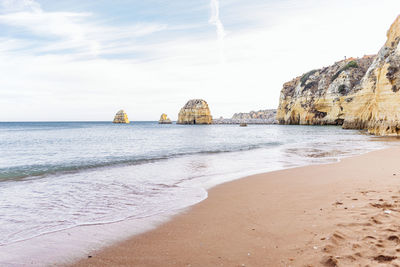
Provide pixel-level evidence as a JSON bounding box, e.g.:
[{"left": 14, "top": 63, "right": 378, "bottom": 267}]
[{"left": 72, "top": 146, "right": 400, "bottom": 266}]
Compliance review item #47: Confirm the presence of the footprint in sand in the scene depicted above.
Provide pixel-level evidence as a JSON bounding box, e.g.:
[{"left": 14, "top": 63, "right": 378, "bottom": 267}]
[
  {"left": 371, "top": 218, "right": 382, "bottom": 224},
  {"left": 318, "top": 189, "right": 400, "bottom": 266},
  {"left": 387, "top": 235, "right": 400, "bottom": 243},
  {"left": 373, "top": 255, "right": 397, "bottom": 263},
  {"left": 321, "top": 256, "right": 338, "bottom": 267}
]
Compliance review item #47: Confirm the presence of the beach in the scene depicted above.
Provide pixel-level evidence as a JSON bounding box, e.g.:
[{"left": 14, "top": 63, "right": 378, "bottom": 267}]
[
  {"left": 71, "top": 145, "right": 400, "bottom": 266},
  {"left": 0, "top": 123, "right": 390, "bottom": 266},
  {"left": 2, "top": 1, "right": 400, "bottom": 266}
]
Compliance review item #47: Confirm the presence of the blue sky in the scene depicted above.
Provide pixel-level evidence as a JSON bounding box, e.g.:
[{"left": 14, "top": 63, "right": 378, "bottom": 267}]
[{"left": 1, "top": 0, "right": 400, "bottom": 121}]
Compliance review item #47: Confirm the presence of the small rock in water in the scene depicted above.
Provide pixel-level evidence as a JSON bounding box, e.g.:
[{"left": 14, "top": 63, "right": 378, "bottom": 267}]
[
  {"left": 159, "top": 113, "right": 172, "bottom": 124},
  {"left": 113, "top": 110, "right": 130, "bottom": 124}
]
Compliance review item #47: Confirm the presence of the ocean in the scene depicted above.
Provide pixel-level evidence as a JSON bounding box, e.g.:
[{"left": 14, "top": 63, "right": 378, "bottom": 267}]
[{"left": 0, "top": 122, "right": 389, "bottom": 263}]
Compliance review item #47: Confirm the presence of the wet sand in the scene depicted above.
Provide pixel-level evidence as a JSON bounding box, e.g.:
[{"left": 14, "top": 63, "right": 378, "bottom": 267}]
[{"left": 72, "top": 146, "right": 400, "bottom": 266}]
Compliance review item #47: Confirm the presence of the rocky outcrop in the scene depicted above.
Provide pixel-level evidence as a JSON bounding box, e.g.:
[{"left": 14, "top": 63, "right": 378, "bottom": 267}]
[
  {"left": 232, "top": 109, "right": 277, "bottom": 123},
  {"left": 213, "top": 109, "right": 277, "bottom": 124},
  {"left": 342, "top": 15, "right": 400, "bottom": 135},
  {"left": 158, "top": 113, "right": 172, "bottom": 124},
  {"left": 277, "top": 56, "right": 375, "bottom": 125},
  {"left": 177, "top": 99, "right": 212, "bottom": 124},
  {"left": 277, "top": 15, "right": 400, "bottom": 136},
  {"left": 113, "top": 110, "right": 130, "bottom": 124}
]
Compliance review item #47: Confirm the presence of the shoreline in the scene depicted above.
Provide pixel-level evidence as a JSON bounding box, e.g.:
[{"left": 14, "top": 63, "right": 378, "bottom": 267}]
[
  {"left": 0, "top": 138, "right": 392, "bottom": 266},
  {"left": 71, "top": 145, "right": 400, "bottom": 266},
  {"left": 0, "top": 150, "right": 339, "bottom": 266}
]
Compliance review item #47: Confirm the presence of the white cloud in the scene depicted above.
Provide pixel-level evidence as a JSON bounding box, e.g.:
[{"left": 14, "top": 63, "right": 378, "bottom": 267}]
[
  {"left": 1, "top": 0, "right": 400, "bottom": 121},
  {"left": 0, "top": 0, "right": 40, "bottom": 12},
  {"left": 0, "top": 1, "right": 168, "bottom": 57}
]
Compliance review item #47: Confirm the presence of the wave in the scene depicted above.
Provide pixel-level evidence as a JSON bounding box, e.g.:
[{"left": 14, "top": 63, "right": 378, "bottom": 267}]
[{"left": 0, "top": 141, "right": 283, "bottom": 182}]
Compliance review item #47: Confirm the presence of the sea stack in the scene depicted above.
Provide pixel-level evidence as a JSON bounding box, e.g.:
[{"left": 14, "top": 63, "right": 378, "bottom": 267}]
[
  {"left": 158, "top": 113, "right": 172, "bottom": 124},
  {"left": 113, "top": 110, "right": 130, "bottom": 124},
  {"left": 177, "top": 99, "right": 212, "bottom": 125}
]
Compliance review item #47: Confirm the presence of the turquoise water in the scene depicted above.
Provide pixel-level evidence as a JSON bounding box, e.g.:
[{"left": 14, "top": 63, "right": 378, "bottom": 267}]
[{"left": 0, "top": 122, "right": 388, "bottom": 246}]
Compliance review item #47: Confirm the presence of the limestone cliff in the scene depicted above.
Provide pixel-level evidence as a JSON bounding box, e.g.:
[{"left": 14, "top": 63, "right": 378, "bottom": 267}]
[
  {"left": 159, "top": 113, "right": 172, "bottom": 124},
  {"left": 177, "top": 99, "right": 212, "bottom": 125},
  {"left": 277, "top": 15, "right": 400, "bottom": 136},
  {"left": 113, "top": 110, "right": 130, "bottom": 124},
  {"left": 277, "top": 56, "right": 375, "bottom": 125},
  {"left": 342, "top": 15, "right": 400, "bottom": 135}
]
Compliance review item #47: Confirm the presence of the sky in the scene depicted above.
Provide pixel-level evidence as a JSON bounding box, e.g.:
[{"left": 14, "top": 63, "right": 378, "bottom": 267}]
[{"left": 1, "top": 0, "right": 400, "bottom": 121}]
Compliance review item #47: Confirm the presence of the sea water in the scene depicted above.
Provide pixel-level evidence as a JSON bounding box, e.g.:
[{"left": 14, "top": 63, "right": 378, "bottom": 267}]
[{"left": 0, "top": 122, "right": 389, "bottom": 263}]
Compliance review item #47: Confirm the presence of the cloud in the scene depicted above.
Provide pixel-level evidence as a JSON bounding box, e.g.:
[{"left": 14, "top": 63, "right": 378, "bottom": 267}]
[
  {"left": 0, "top": 0, "right": 40, "bottom": 12},
  {"left": 1, "top": 0, "right": 400, "bottom": 121},
  {"left": 0, "top": 1, "right": 168, "bottom": 58}
]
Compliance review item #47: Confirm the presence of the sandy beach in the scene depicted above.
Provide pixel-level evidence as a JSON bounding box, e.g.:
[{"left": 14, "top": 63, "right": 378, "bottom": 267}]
[
  {"left": 3, "top": 1, "right": 400, "bottom": 266},
  {"left": 69, "top": 145, "right": 400, "bottom": 266}
]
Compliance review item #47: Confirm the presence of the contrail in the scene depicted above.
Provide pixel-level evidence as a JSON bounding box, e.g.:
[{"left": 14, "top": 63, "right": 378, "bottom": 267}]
[
  {"left": 209, "top": 0, "right": 226, "bottom": 41},
  {"left": 209, "top": 0, "right": 226, "bottom": 63}
]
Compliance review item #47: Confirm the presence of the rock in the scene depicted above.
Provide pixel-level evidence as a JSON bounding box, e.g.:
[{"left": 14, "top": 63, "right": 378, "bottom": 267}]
[
  {"left": 233, "top": 109, "right": 277, "bottom": 120},
  {"left": 342, "top": 15, "right": 400, "bottom": 136},
  {"left": 277, "top": 15, "right": 400, "bottom": 136},
  {"left": 276, "top": 56, "right": 375, "bottom": 126},
  {"left": 212, "top": 109, "right": 277, "bottom": 124},
  {"left": 113, "top": 110, "right": 130, "bottom": 124},
  {"left": 159, "top": 113, "right": 172, "bottom": 124},
  {"left": 177, "top": 99, "right": 212, "bottom": 124},
  {"left": 232, "top": 109, "right": 277, "bottom": 124}
]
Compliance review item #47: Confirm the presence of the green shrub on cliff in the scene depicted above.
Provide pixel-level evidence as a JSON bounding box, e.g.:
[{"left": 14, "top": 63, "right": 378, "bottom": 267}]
[
  {"left": 301, "top": 70, "right": 318, "bottom": 87},
  {"left": 345, "top": 61, "right": 359, "bottom": 69},
  {"left": 331, "top": 61, "right": 359, "bottom": 82}
]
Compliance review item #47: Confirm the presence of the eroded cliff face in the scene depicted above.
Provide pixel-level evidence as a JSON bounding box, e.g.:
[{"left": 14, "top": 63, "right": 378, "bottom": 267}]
[
  {"left": 177, "top": 99, "right": 212, "bottom": 125},
  {"left": 277, "top": 15, "right": 400, "bottom": 136},
  {"left": 277, "top": 56, "right": 375, "bottom": 125},
  {"left": 342, "top": 16, "right": 400, "bottom": 135}
]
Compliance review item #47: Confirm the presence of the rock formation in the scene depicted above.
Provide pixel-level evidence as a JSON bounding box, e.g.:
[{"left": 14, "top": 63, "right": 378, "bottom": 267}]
[
  {"left": 213, "top": 109, "right": 277, "bottom": 124},
  {"left": 158, "top": 113, "right": 172, "bottom": 124},
  {"left": 277, "top": 15, "right": 400, "bottom": 136},
  {"left": 177, "top": 99, "right": 212, "bottom": 124},
  {"left": 276, "top": 56, "right": 375, "bottom": 125},
  {"left": 232, "top": 109, "right": 277, "bottom": 123},
  {"left": 342, "top": 15, "right": 400, "bottom": 135},
  {"left": 113, "top": 110, "right": 130, "bottom": 124}
]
